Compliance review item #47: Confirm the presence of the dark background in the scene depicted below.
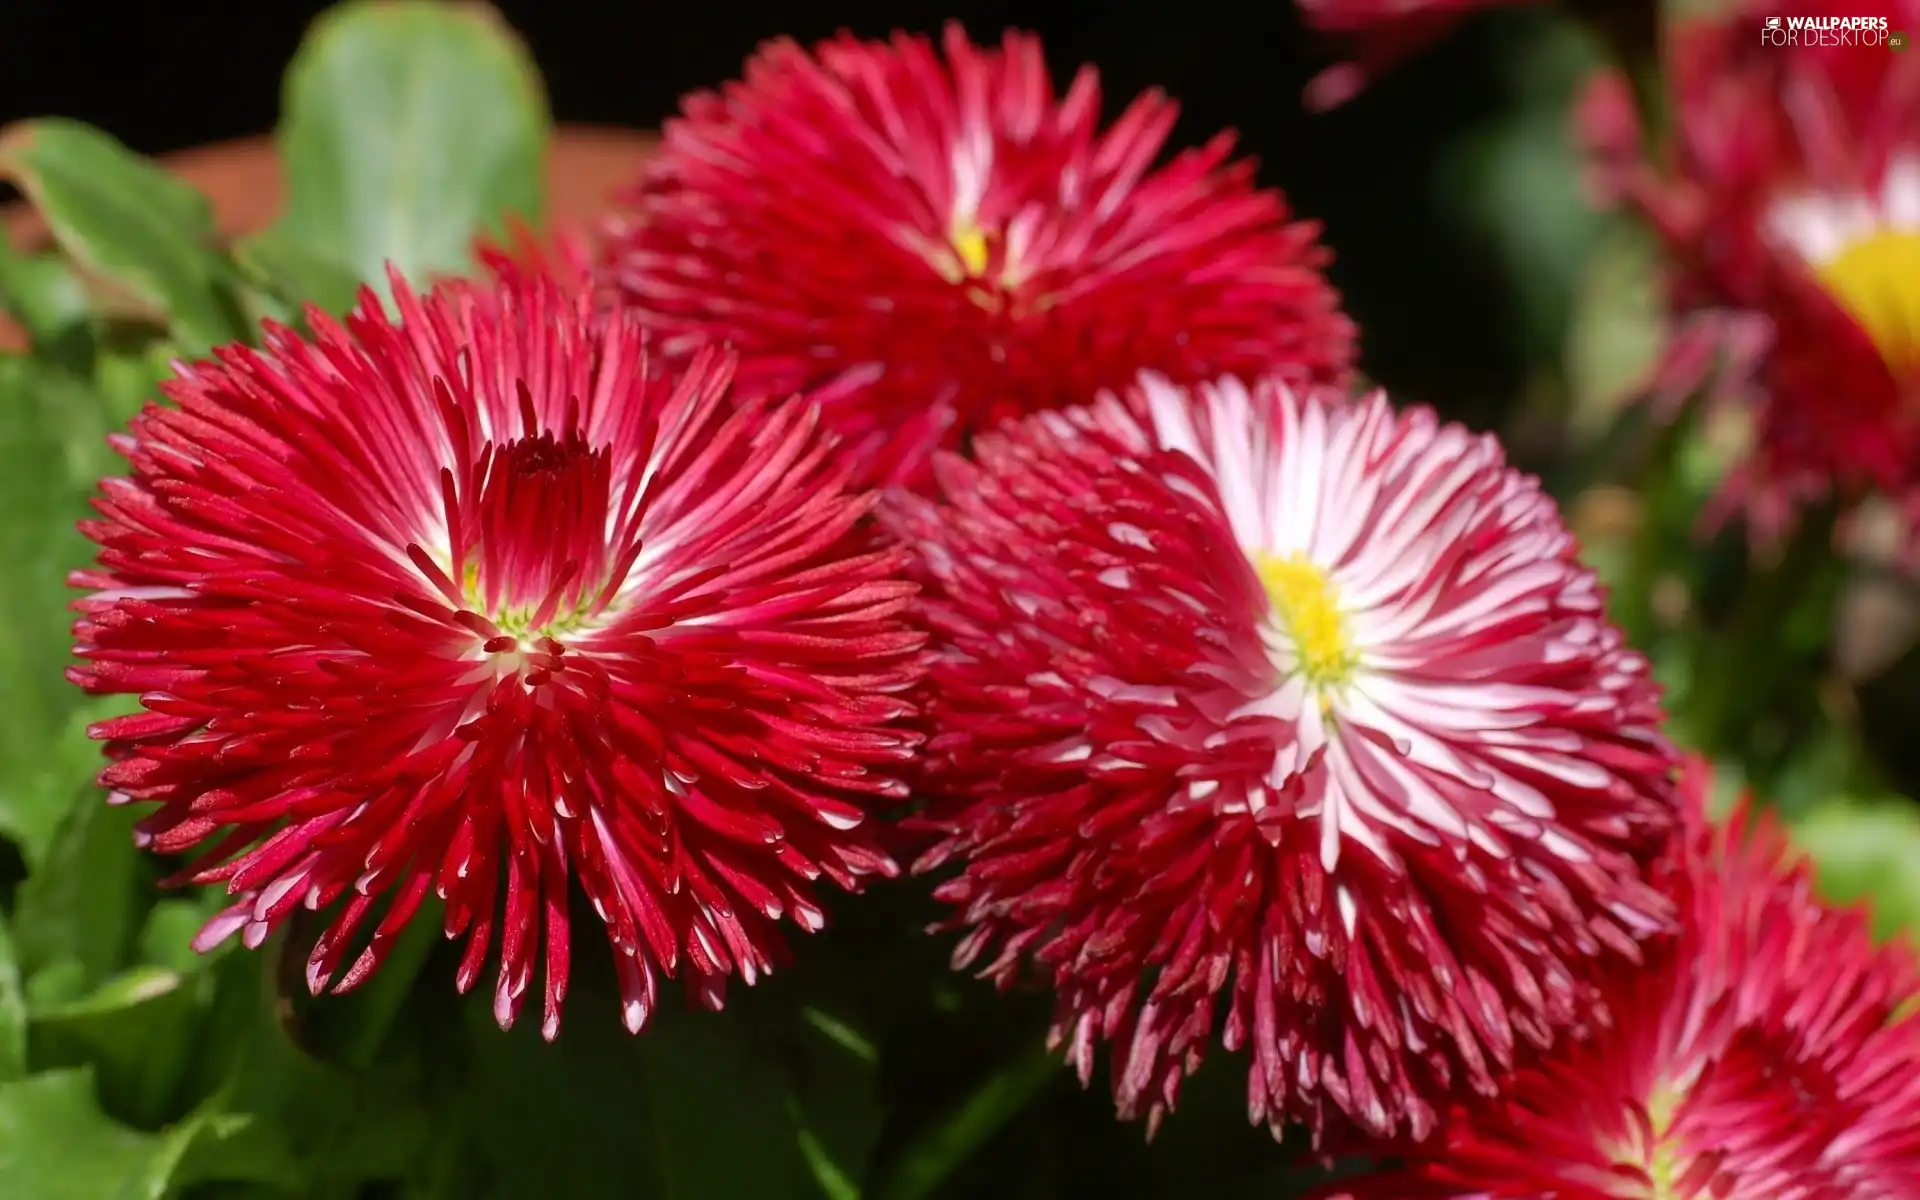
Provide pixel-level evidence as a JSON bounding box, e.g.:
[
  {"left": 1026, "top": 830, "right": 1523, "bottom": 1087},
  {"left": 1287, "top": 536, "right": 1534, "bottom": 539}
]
[{"left": 0, "top": 1, "right": 1545, "bottom": 435}]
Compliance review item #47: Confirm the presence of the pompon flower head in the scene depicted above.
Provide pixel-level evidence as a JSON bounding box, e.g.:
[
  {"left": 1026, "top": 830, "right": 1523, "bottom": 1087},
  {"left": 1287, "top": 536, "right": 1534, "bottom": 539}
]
[
  {"left": 883, "top": 373, "right": 1678, "bottom": 1143},
  {"left": 68, "top": 255, "right": 924, "bottom": 1040},
  {"left": 1295, "top": 0, "right": 1537, "bottom": 111},
  {"left": 1326, "top": 762, "right": 1920, "bottom": 1199},
  {"left": 597, "top": 22, "right": 1356, "bottom": 489},
  {"left": 1579, "top": 0, "right": 1920, "bottom": 543}
]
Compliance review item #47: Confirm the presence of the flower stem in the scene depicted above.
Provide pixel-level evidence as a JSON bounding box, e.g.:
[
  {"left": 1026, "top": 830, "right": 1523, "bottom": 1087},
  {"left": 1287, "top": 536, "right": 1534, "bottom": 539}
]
[{"left": 866, "top": 1040, "right": 1062, "bottom": 1200}]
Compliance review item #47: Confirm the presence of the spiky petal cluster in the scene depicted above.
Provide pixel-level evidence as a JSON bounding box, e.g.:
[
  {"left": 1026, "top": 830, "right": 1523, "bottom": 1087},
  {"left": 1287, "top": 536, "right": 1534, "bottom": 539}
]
[
  {"left": 884, "top": 373, "right": 1678, "bottom": 1144},
  {"left": 1328, "top": 763, "right": 1920, "bottom": 1198},
  {"left": 597, "top": 22, "right": 1356, "bottom": 489},
  {"left": 1295, "top": 0, "right": 1538, "bottom": 110},
  {"left": 1580, "top": 0, "right": 1920, "bottom": 542},
  {"left": 70, "top": 256, "right": 924, "bottom": 1039}
]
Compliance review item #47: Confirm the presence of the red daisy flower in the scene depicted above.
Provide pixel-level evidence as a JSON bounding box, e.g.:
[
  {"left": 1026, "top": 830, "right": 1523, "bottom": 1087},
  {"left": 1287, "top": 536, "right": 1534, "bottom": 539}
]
[
  {"left": 1326, "top": 762, "right": 1920, "bottom": 1199},
  {"left": 1580, "top": 0, "right": 1920, "bottom": 541},
  {"left": 597, "top": 22, "right": 1356, "bottom": 489},
  {"left": 69, "top": 255, "right": 924, "bottom": 1040},
  {"left": 1296, "top": 0, "right": 1539, "bottom": 111},
  {"left": 883, "top": 373, "right": 1677, "bottom": 1143}
]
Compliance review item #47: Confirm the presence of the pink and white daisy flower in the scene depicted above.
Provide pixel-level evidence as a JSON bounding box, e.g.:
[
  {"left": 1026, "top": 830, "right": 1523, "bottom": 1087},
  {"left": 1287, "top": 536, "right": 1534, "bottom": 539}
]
[{"left": 886, "top": 373, "right": 1679, "bottom": 1142}]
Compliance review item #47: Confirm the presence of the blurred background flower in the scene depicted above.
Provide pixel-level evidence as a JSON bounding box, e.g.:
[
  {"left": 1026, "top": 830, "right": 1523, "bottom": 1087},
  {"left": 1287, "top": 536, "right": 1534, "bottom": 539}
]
[
  {"left": 1296, "top": 0, "right": 1543, "bottom": 109},
  {"left": 1581, "top": 0, "right": 1920, "bottom": 548}
]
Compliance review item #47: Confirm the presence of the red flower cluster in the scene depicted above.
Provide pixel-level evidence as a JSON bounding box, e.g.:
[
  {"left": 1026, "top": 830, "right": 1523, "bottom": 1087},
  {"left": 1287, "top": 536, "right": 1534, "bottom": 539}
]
[
  {"left": 596, "top": 23, "right": 1356, "bottom": 488},
  {"left": 1329, "top": 764, "right": 1920, "bottom": 1198},
  {"left": 1295, "top": 0, "right": 1538, "bottom": 110},
  {"left": 63, "top": 19, "right": 1920, "bottom": 1184},
  {"left": 71, "top": 256, "right": 924, "bottom": 1039},
  {"left": 1582, "top": 0, "right": 1920, "bottom": 541},
  {"left": 884, "top": 375, "right": 1677, "bottom": 1142}
]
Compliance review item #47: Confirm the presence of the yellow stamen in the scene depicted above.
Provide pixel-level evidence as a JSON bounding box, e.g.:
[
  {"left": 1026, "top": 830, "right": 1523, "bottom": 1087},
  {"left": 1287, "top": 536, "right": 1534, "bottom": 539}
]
[
  {"left": 456, "top": 559, "right": 590, "bottom": 643},
  {"left": 952, "top": 221, "right": 990, "bottom": 278},
  {"left": 1254, "top": 552, "right": 1354, "bottom": 689},
  {"left": 1814, "top": 229, "right": 1920, "bottom": 373},
  {"left": 1648, "top": 1145, "right": 1682, "bottom": 1198},
  {"left": 1643, "top": 1083, "right": 1686, "bottom": 1200}
]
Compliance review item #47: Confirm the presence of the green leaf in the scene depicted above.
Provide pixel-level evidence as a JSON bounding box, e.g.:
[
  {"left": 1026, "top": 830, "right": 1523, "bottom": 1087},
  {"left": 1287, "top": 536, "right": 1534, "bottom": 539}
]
[
  {"left": 0, "top": 1068, "right": 190, "bottom": 1199},
  {"left": 166, "top": 1109, "right": 305, "bottom": 1199},
  {"left": 270, "top": 0, "right": 550, "bottom": 301},
  {"left": 0, "top": 1066, "right": 296, "bottom": 1199},
  {"left": 138, "top": 897, "right": 229, "bottom": 979},
  {"left": 28, "top": 891, "right": 235, "bottom": 1125},
  {"left": 0, "top": 915, "right": 27, "bottom": 1082},
  {"left": 0, "top": 355, "right": 145, "bottom": 869},
  {"left": 233, "top": 234, "right": 366, "bottom": 322},
  {"left": 192, "top": 942, "right": 433, "bottom": 1193},
  {"left": 90, "top": 342, "right": 176, "bottom": 432},
  {"left": 30, "top": 966, "right": 207, "bottom": 1128},
  {"left": 0, "top": 120, "right": 249, "bottom": 352},
  {"left": 0, "top": 361, "right": 99, "bottom": 818},
  {"left": 0, "top": 242, "right": 91, "bottom": 366},
  {"left": 0, "top": 694, "right": 135, "bottom": 882},
  {"left": 11, "top": 786, "right": 149, "bottom": 991},
  {"left": 25, "top": 965, "right": 88, "bottom": 1014},
  {"left": 1795, "top": 797, "right": 1920, "bottom": 941}
]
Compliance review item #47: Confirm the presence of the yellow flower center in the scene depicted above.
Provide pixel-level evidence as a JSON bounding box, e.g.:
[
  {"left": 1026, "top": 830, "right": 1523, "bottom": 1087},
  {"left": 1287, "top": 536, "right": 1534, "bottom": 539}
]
[
  {"left": 1255, "top": 552, "right": 1355, "bottom": 690},
  {"left": 456, "top": 559, "right": 593, "bottom": 646},
  {"left": 1814, "top": 229, "right": 1920, "bottom": 374},
  {"left": 1645, "top": 1084, "right": 1685, "bottom": 1199},
  {"left": 952, "top": 220, "right": 991, "bottom": 278}
]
